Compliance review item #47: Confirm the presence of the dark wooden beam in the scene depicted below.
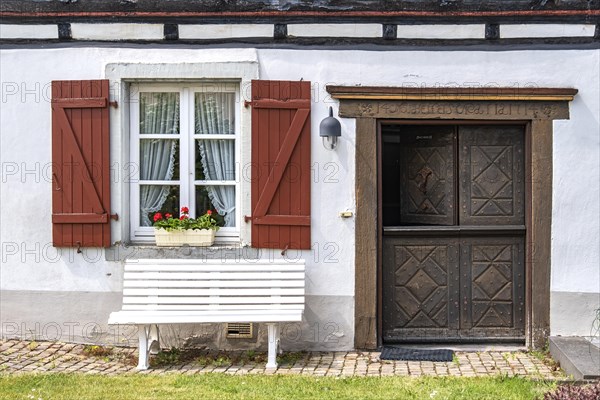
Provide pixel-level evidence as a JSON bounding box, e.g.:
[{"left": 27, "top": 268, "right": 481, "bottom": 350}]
[
  {"left": 1, "top": 1, "right": 598, "bottom": 24},
  {"left": 274, "top": 23, "right": 287, "bottom": 40},
  {"left": 485, "top": 23, "right": 500, "bottom": 40},
  {"left": 164, "top": 24, "right": 178, "bottom": 41},
  {"left": 57, "top": 23, "right": 71, "bottom": 40},
  {"left": 382, "top": 24, "right": 397, "bottom": 40},
  {"left": 2, "top": 0, "right": 598, "bottom": 14}
]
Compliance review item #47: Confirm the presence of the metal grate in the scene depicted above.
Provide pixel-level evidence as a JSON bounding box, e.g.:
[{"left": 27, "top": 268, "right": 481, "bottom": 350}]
[{"left": 226, "top": 323, "right": 253, "bottom": 339}]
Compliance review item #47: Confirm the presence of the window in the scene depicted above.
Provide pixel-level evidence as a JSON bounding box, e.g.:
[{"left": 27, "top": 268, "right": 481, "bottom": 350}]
[{"left": 129, "top": 83, "right": 240, "bottom": 243}]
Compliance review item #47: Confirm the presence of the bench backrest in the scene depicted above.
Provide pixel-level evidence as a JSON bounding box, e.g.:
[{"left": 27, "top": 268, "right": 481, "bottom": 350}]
[{"left": 122, "top": 259, "right": 305, "bottom": 312}]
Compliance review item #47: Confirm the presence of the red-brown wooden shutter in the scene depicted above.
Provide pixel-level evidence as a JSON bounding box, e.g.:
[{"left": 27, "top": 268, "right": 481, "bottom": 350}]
[
  {"left": 51, "top": 80, "right": 112, "bottom": 247},
  {"left": 249, "top": 80, "right": 311, "bottom": 250}
]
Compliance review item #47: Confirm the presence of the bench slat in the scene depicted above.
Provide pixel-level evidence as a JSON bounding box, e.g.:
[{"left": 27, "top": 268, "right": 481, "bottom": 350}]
[
  {"left": 122, "top": 304, "right": 304, "bottom": 311},
  {"left": 127, "top": 259, "right": 304, "bottom": 264},
  {"left": 124, "top": 280, "right": 304, "bottom": 288},
  {"left": 122, "top": 296, "right": 304, "bottom": 305},
  {"left": 123, "top": 288, "right": 303, "bottom": 296},
  {"left": 125, "top": 264, "right": 305, "bottom": 273},
  {"left": 123, "top": 272, "right": 304, "bottom": 280},
  {"left": 109, "top": 310, "right": 303, "bottom": 325}
]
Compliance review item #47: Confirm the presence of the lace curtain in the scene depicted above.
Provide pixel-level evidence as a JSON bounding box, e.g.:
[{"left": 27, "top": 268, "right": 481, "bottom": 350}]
[
  {"left": 139, "top": 93, "right": 178, "bottom": 226},
  {"left": 195, "top": 93, "right": 236, "bottom": 227}
]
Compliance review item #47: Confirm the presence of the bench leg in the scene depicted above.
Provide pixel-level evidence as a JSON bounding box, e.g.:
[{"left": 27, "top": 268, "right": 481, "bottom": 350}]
[
  {"left": 266, "top": 323, "right": 280, "bottom": 369},
  {"left": 137, "top": 325, "right": 151, "bottom": 370},
  {"left": 149, "top": 324, "right": 160, "bottom": 355}
]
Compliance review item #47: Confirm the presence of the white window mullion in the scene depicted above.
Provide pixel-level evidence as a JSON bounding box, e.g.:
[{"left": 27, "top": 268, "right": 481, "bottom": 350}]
[
  {"left": 139, "top": 180, "right": 182, "bottom": 185},
  {"left": 179, "top": 87, "right": 191, "bottom": 215},
  {"left": 192, "top": 134, "right": 236, "bottom": 140},
  {"left": 194, "top": 180, "right": 236, "bottom": 186},
  {"left": 135, "top": 133, "right": 180, "bottom": 139}
]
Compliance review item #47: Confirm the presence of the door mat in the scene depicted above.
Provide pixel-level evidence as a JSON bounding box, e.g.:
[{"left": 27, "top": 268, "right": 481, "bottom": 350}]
[{"left": 380, "top": 347, "right": 454, "bottom": 362}]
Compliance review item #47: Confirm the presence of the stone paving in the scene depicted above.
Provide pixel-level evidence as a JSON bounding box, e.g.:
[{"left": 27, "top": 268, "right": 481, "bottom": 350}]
[{"left": 0, "top": 339, "right": 564, "bottom": 379}]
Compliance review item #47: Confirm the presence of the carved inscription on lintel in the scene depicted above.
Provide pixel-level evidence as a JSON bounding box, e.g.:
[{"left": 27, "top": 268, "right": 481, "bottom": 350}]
[{"left": 343, "top": 100, "right": 568, "bottom": 120}]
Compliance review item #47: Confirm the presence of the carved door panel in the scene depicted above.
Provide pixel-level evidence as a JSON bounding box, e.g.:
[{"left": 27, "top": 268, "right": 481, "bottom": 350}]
[
  {"left": 459, "top": 126, "right": 525, "bottom": 226},
  {"left": 459, "top": 237, "right": 525, "bottom": 338},
  {"left": 382, "top": 237, "right": 460, "bottom": 341},
  {"left": 399, "top": 127, "right": 455, "bottom": 226},
  {"left": 382, "top": 124, "right": 526, "bottom": 343}
]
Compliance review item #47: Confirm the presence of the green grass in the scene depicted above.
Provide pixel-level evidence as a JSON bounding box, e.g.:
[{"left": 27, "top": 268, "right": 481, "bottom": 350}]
[{"left": 0, "top": 373, "right": 555, "bottom": 400}]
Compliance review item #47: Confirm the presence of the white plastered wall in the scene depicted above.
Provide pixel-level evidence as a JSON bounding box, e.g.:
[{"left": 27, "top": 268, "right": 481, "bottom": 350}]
[{"left": 0, "top": 46, "right": 598, "bottom": 345}]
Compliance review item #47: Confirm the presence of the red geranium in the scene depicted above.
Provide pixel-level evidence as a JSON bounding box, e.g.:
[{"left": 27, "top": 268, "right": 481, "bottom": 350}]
[{"left": 153, "top": 206, "right": 219, "bottom": 232}]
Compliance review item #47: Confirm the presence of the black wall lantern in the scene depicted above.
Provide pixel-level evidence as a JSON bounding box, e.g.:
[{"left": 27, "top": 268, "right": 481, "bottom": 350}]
[{"left": 319, "top": 106, "right": 341, "bottom": 150}]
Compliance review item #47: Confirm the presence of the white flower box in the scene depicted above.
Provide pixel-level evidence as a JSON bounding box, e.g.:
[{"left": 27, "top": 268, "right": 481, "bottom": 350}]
[{"left": 154, "top": 228, "right": 216, "bottom": 247}]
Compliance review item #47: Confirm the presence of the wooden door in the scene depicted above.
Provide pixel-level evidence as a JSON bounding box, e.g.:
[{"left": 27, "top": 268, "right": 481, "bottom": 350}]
[{"left": 382, "top": 124, "right": 525, "bottom": 343}]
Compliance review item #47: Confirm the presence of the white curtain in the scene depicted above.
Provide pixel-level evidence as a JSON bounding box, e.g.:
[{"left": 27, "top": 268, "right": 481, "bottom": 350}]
[
  {"left": 196, "top": 93, "right": 236, "bottom": 227},
  {"left": 139, "top": 93, "right": 179, "bottom": 226}
]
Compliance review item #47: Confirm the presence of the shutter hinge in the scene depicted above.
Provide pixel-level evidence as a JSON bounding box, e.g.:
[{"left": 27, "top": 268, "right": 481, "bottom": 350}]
[
  {"left": 244, "top": 100, "right": 252, "bottom": 108},
  {"left": 244, "top": 215, "right": 252, "bottom": 223},
  {"left": 109, "top": 101, "right": 118, "bottom": 108},
  {"left": 110, "top": 213, "right": 119, "bottom": 221}
]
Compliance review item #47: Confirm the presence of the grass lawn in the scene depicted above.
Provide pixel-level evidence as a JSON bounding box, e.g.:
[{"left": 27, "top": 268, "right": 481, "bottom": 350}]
[{"left": 0, "top": 373, "right": 555, "bottom": 400}]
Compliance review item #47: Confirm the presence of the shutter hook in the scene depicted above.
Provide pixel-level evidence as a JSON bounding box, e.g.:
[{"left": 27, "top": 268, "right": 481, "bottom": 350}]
[
  {"left": 76, "top": 241, "right": 82, "bottom": 254},
  {"left": 52, "top": 173, "right": 62, "bottom": 191},
  {"left": 281, "top": 244, "right": 289, "bottom": 256}
]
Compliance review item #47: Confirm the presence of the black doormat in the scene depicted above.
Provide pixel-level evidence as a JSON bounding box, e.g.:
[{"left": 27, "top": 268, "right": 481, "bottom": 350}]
[{"left": 380, "top": 347, "right": 454, "bottom": 362}]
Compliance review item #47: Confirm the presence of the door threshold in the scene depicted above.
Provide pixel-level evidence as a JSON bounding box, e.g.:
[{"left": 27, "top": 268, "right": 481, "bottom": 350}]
[{"left": 381, "top": 343, "right": 527, "bottom": 352}]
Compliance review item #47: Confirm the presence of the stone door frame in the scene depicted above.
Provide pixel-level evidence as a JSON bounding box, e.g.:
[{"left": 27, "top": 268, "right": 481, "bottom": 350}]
[{"left": 326, "top": 86, "right": 577, "bottom": 349}]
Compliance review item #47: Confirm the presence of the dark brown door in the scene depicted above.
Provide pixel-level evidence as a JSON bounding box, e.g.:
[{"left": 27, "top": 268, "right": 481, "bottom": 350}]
[{"left": 382, "top": 124, "right": 525, "bottom": 343}]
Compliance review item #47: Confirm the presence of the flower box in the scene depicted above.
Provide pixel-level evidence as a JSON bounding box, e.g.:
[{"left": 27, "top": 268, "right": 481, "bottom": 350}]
[{"left": 154, "top": 228, "right": 215, "bottom": 247}]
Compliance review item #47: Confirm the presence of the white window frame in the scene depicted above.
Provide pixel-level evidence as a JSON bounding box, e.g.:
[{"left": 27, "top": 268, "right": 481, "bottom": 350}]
[
  {"left": 129, "top": 82, "right": 242, "bottom": 243},
  {"left": 105, "top": 60, "right": 258, "bottom": 246}
]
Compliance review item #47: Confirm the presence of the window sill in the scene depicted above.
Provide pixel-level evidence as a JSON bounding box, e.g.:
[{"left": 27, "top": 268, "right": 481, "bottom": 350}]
[{"left": 105, "top": 242, "right": 259, "bottom": 262}]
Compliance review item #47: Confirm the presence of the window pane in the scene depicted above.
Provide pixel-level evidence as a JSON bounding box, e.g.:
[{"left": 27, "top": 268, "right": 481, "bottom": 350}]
[
  {"left": 139, "top": 92, "right": 180, "bottom": 134},
  {"left": 140, "top": 139, "right": 179, "bottom": 181},
  {"left": 195, "top": 92, "right": 235, "bottom": 135},
  {"left": 195, "top": 139, "right": 235, "bottom": 181},
  {"left": 196, "top": 186, "right": 236, "bottom": 227},
  {"left": 139, "top": 185, "right": 179, "bottom": 227}
]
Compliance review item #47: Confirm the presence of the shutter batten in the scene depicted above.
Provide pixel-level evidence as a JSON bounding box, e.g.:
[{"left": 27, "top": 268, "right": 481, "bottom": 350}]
[
  {"left": 250, "top": 80, "right": 312, "bottom": 250},
  {"left": 51, "top": 79, "right": 112, "bottom": 248}
]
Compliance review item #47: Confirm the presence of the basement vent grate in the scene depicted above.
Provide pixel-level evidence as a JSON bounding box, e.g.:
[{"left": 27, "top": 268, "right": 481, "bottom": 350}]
[{"left": 226, "top": 323, "right": 253, "bottom": 339}]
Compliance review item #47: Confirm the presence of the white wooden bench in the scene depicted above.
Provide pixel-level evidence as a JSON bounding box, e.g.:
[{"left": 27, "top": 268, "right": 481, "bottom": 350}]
[{"left": 108, "top": 258, "right": 305, "bottom": 370}]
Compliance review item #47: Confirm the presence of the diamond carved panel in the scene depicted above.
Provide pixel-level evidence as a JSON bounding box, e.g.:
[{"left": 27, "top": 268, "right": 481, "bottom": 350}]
[
  {"left": 459, "top": 126, "right": 524, "bottom": 225},
  {"left": 467, "top": 243, "right": 524, "bottom": 329},
  {"left": 390, "top": 245, "right": 450, "bottom": 329},
  {"left": 470, "top": 146, "right": 514, "bottom": 217}
]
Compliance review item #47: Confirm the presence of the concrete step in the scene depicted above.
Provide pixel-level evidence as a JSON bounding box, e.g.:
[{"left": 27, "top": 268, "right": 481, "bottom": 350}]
[{"left": 549, "top": 336, "right": 600, "bottom": 380}]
